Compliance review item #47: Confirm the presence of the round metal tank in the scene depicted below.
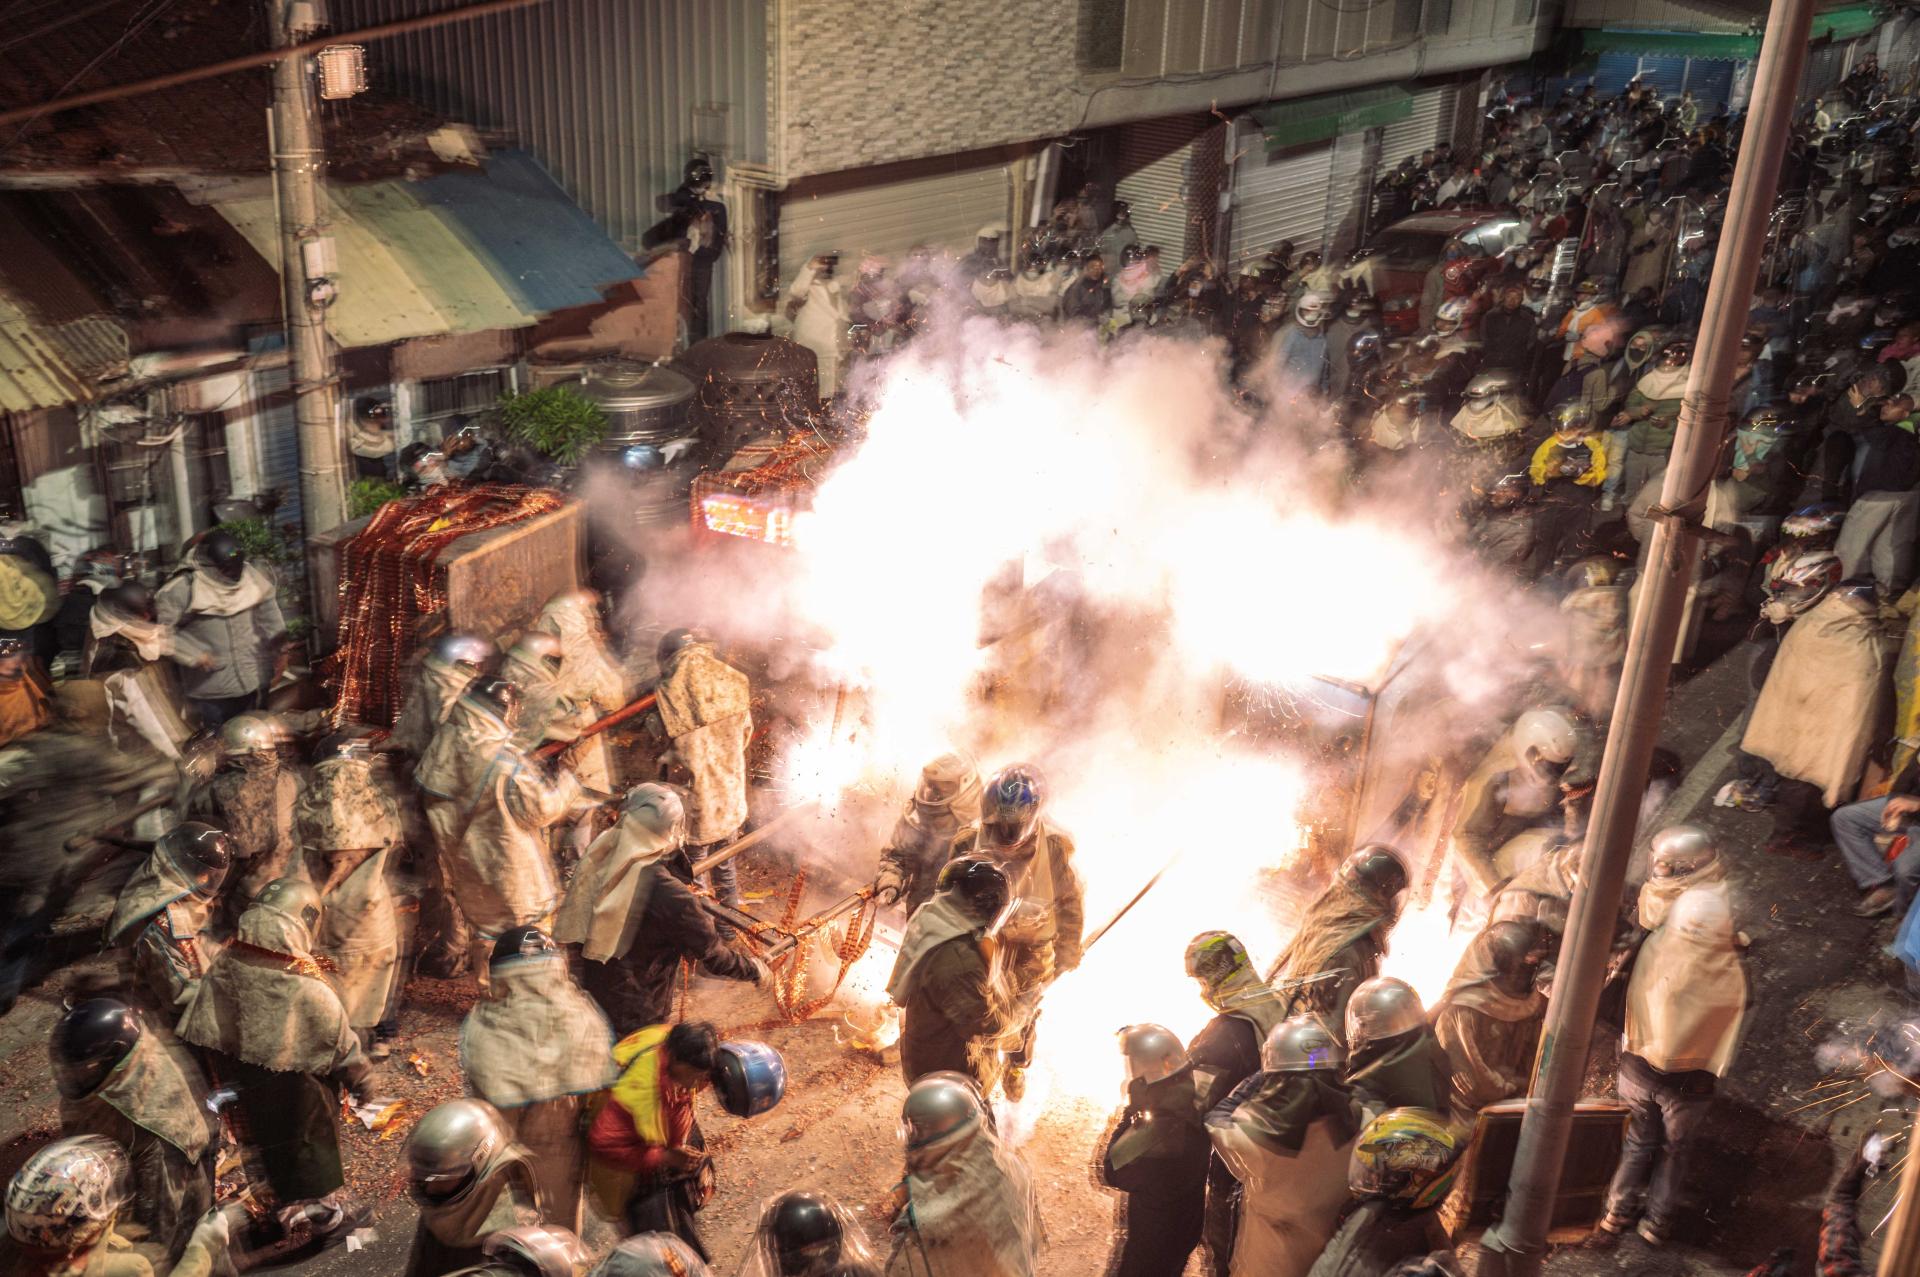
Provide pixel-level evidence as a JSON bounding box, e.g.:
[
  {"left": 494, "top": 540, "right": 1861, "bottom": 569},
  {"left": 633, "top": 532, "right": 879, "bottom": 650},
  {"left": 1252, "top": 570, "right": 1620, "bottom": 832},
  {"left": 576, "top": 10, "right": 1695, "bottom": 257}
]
[
  {"left": 673, "top": 332, "right": 820, "bottom": 458},
  {"left": 572, "top": 360, "right": 696, "bottom": 449}
]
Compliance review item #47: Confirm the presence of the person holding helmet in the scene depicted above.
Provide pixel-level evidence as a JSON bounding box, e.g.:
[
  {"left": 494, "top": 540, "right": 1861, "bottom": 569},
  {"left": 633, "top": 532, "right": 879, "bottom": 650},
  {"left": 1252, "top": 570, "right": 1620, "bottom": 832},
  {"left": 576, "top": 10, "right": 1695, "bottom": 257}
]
[
  {"left": 1204, "top": 1017, "right": 1360, "bottom": 1277},
  {"left": 1431, "top": 920, "right": 1549, "bottom": 1113},
  {"left": 882, "top": 1072, "right": 1040, "bottom": 1277},
  {"left": 154, "top": 529, "right": 287, "bottom": 729},
  {"left": 1184, "top": 932, "right": 1288, "bottom": 1277},
  {"left": 747, "top": 1192, "right": 879, "bottom": 1277},
  {"left": 459, "top": 927, "right": 614, "bottom": 1229},
  {"left": 51, "top": 999, "right": 217, "bottom": 1265},
  {"left": 1, "top": 1136, "right": 230, "bottom": 1277},
  {"left": 1597, "top": 888, "right": 1749, "bottom": 1248},
  {"left": 418, "top": 677, "right": 600, "bottom": 976},
  {"left": 1447, "top": 707, "right": 1590, "bottom": 899},
  {"left": 181, "top": 711, "right": 304, "bottom": 922},
  {"left": 1305, "top": 1109, "right": 1461, "bottom": 1277},
  {"left": 105, "top": 822, "right": 233, "bottom": 1015},
  {"left": 1097, "top": 1025, "right": 1209, "bottom": 1277},
  {"left": 1611, "top": 338, "right": 1694, "bottom": 509},
  {"left": 1342, "top": 978, "right": 1451, "bottom": 1120},
  {"left": 177, "top": 877, "right": 372, "bottom": 1236},
  {"left": 590, "top": 1022, "right": 784, "bottom": 1260},
  {"left": 943, "top": 764, "right": 1081, "bottom": 1099},
  {"left": 296, "top": 734, "right": 404, "bottom": 1058},
  {"left": 1265, "top": 845, "right": 1406, "bottom": 1034},
  {"left": 444, "top": 1225, "right": 590, "bottom": 1277},
  {"left": 1741, "top": 579, "right": 1895, "bottom": 857},
  {"left": 647, "top": 629, "right": 752, "bottom": 912},
  {"left": 1266, "top": 291, "right": 1335, "bottom": 391},
  {"left": 874, "top": 753, "right": 984, "bottom": 915},
  {"left": 555, "top": 783, "right": 767, "bottom": 1035},
  {"left": 404, "top": 1100, "right": 543, "bottom": 1277},
  {"left": 886, "top": 856, "right": 1011, "bottom": 1087}
]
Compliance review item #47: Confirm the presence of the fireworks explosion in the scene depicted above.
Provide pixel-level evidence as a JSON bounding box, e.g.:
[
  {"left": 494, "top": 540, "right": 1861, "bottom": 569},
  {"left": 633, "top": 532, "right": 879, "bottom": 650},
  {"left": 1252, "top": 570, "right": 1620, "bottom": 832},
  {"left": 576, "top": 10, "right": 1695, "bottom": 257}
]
[{"left": 644, "top": 315, "right": 1557, "bottom": 1106}]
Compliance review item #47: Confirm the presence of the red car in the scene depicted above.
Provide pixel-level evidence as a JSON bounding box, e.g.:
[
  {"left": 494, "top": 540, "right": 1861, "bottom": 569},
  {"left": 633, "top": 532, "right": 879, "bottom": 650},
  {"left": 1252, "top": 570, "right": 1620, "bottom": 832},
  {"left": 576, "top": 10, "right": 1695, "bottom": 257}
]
[{"left": 1347, "top": 210, "right": 1531, "bottom": 334}]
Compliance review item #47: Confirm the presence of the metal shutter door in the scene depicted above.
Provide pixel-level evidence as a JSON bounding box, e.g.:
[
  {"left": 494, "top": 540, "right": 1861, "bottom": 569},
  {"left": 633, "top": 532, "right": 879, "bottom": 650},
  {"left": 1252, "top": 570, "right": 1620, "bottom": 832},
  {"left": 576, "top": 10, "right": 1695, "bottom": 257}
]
[
  {"left": 1591, "top": 52, "right": 1643, "bottom": 98},
  {"left": 1322, "top": 128, "right": 1372, "bottom": 259},
  {"left": 252, "top": 366, "right": 301, "bottom": 533},
  {"left": 1116, "top": 117, "right": 1211, "bottom": 259},
  {"left": 1229, "top": 139, "right": 1334, "bottom": 268},
  {"left": 1803, "top": 43, "right": 1846, "bottom": 97},
  {"left": 1634, "top": 54, "right": 1689, "bottom": 100},
  {"left": 778, "top": 163, "right": 1011, "bottom": 285},
  {"left": 1681, "top": 59, "right": 1736, "bottom": 111},
  {"left": 1379, "top": 85, "right": 1450, "bottom": 169}
]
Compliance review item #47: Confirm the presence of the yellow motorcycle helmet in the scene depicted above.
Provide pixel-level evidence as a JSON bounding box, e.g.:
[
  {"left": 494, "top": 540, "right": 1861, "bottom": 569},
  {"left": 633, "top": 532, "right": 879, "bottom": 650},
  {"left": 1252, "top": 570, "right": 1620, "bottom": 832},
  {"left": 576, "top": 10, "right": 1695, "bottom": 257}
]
[{"left": 1349, "top": 1108, "right": 1461, "bottom": 1209}]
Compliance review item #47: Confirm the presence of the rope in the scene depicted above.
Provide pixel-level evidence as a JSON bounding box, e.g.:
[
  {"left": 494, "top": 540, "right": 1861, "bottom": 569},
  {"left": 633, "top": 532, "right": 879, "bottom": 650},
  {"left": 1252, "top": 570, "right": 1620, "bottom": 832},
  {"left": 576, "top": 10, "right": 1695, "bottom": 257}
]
[{"left": 693, "top": 867, "right": 880, "bottom": 1025}]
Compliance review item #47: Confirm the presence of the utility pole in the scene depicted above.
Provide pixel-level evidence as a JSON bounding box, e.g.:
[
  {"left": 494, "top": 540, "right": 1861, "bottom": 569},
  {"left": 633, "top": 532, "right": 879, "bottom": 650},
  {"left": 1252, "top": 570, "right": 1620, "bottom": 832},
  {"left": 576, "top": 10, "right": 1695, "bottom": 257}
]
[
  {"left": 1477, "top": 0, "right": 1814, "bottom": 1272},
  {"left": 268, "top": 0, "right": 348, "bottom": 539}
]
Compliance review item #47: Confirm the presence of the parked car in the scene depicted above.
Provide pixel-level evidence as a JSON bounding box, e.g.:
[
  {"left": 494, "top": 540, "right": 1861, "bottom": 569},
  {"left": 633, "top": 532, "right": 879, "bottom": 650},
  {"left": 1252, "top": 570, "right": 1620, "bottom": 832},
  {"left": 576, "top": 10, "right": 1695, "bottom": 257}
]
[{"left": 1345, "top": 211, "right": 1530, "bottom": 334}]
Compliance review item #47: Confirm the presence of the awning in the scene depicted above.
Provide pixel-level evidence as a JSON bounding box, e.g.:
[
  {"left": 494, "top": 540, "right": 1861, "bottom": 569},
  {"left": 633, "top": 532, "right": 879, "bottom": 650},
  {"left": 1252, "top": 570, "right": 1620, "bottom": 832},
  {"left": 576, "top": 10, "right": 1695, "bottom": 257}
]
[
  {"left": 1813, "top": 3, "right": 1883, "bottom": 41},
  {"left": 1577, "top": 28, "right": 1761, "bottom": 60},
  {"left": 0, "top": 293, "right": 111, "bottom": 412},
  {"left": 1255, "top": 85, "right": 1413, "bottom": 151},
  {"left": 207, "top": 152, "right": 642, "bottom": 350},
  {"left": 411, "top": 151, "right": 644, "bottom": 316}
]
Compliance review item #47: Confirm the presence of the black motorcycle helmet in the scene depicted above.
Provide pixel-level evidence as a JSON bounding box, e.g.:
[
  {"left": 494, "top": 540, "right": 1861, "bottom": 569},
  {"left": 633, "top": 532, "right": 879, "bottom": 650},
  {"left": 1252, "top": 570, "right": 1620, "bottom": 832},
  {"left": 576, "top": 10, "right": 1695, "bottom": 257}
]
[
  {"left": 200, "top": 530, "right": 246, "bottom": 582},
  {"left": 490, "top": 925, "right": 558, "bottom": 969},
  {"left": 936, "top": 856, "right": 1011, "bottom": 922},
  {"left": 758, "top": 1192, "right": 844, "bottom": 1277},
  {"left": 1340, "top": 843, "right": 1410, "bottom": 902},
  {"left": 157, "top": 821, "right": 235, "bottom": 897},
  {"left": 50, "top": 999, "right": 143, "bottom": 1100},
  {"left": 98, "top": 581, "right": 155, "bottom": 622}
]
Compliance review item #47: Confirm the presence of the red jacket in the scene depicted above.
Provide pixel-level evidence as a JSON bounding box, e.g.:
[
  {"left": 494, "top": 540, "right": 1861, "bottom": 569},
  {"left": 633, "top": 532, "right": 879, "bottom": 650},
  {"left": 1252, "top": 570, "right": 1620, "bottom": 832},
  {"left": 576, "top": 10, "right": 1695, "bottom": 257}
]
[{"left": 587, "top": 1027, "right": 695, "bottom": 1179}]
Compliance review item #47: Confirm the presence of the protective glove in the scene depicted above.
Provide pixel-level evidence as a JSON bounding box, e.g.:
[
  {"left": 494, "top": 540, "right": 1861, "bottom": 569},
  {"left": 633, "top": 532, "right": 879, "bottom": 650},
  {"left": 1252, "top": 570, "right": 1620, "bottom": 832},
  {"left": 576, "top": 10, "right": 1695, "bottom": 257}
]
[
  {"left": 872, "top": 865, "right": 904, "bottom": 907},
  {"left": 747, "top": 955, "right": 774, "bottom": 988}
]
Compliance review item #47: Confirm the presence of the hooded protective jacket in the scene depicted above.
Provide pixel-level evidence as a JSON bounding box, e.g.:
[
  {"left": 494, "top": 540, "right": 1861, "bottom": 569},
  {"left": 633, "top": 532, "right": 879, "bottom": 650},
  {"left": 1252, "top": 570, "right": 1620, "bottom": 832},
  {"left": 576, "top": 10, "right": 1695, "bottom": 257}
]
[
  {"left": 154, "top": 546, "right": 285, "bottom": 701},
  {"left": 296, "top": 753, "right": 404, "bottom": 1028},
  {"left": 1205, "top": 1072, "right": 1360, "bottom": 1277},
  {"left": 404, "top": 1143, "right": 543, "bottom": 1277},
  {"left": 390, "top": 654, "right": 476, "bottom": 758},
  {"left": 886, "top": 1106, "right": 1041, "bottom": 1277},
  {"left": 184, "top": 751, "right": 301, "bottom": 910},
  {"left": 107, "top": 845, "right": 222, "bottom": 1014},
  {"left": 1432, "top": 935, "right": 1546, "bottom": 1113},
  {"left": 877, "top": 756, "right": 983, "bottom": 915},
  {"left": 653, "top": 643, "right": 752, "bottom": 845},
  {"left": 1267, "top": 880, "right": 1393, "bottom": 1033},
  {"left": 887, "top": 894, "right": 1002, "bottom": 1085}
]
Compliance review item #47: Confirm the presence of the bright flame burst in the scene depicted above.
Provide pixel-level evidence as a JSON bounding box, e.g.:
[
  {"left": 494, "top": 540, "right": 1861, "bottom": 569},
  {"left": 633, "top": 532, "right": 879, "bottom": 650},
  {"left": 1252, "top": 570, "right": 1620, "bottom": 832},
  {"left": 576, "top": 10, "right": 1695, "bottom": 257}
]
[{"left": 751, "top": 321, "right": 1492, "bottom": 1109}]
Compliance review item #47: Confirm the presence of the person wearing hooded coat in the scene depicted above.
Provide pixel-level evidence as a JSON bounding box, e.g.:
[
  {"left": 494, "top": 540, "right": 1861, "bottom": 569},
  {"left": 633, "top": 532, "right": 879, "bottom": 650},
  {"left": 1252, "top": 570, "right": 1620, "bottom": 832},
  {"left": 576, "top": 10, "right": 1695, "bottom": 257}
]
[
  {"left": 176, "top": 878, "right": 373, "bottom": 1219},
  {"left": 1430, "top": 921, "right": 1548, "bottom": 1114},
  {"left": 649, "top": 634, "right": 752, "bottom": 910},
  {"left": 884, "top": 1075, "right": 1041, "bottom": 1277},
  {"left": 52, "top": 1000, "right": 218, "bottom": 1265},
  {"left": 1205, "top": 1018, "right": 1361, "bottom": 1277},
  {"left": 294, "top": 742, "right": 403, "bottom": 1056},
  {"left": 528, "top": 591, "right": 632, "bottom": 797},
  {"left": 1183, "top": 933, "right": 1289, "bottom": 1277},
  {"left": 416, "top": 680, "right": 592, "bottom": 973},
  {"left": 182, "top": 713, "right": 310, "bottom": 921},
  {"left": 85, "top": 584, "right": 198, "bottom": 762},
  {"left": 1598, "top": 887, "right": 1748, "bottom": 1246},
  {"left": 886, "top": 859, "right": 1010, "bottom": 1087},
  {"left": 553, "top": 784, "right": 765, "bottom": 1036},
  {"left": 1740, "top": 586, "right": 1896, "bottom": 851},
  {"left": 154, "top": 534, "right": 285, "bottom": 728},
  {"left": 874, "top": 753, "right": 984, "bottom": 916},
  {"left": 1342, "top": 980, "right": 1451, "bottom": 1122},
  {"left": 459, "top": 928, "right": 614, "bottom": 1232},
  {"left": 106, "top": 825, "right": 230, "bottom": 1017},
  {"left": 404, "top": 1100, "right": 544, "bottom": 1277},
  {"left": 1611, "top": 345, "right": 1694, "bottom": 509},
  {"left": 1264, "top": 868, "right": 1397, "bottom": 1034}
]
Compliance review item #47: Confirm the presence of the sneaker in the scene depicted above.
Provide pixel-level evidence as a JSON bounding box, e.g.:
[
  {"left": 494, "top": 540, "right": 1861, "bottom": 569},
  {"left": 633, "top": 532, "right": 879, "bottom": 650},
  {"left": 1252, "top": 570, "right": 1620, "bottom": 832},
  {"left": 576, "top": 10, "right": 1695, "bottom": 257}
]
[
  {"left": 1636, "top": 1220, "right": 1669, "bottom": 1247},
  {"left": 1600, "top": 494, "right": 1618, "bottom": 512},
  {"left": 1856, "top": 885, "right": 1901, "bottom": 918}
]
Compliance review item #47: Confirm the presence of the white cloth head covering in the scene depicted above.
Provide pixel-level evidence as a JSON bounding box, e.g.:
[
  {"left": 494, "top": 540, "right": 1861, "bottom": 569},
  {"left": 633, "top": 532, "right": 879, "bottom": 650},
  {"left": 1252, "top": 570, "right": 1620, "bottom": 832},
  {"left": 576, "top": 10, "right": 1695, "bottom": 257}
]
[{"left": 552, "top": 784, "right": 685, "bottom": 961}]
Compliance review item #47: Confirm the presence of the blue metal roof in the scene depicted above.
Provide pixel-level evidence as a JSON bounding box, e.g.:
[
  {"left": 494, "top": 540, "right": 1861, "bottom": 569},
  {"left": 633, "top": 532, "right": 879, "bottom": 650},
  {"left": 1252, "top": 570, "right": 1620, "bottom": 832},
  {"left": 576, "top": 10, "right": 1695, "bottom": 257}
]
[{"left": 413, "top": 150, "right": 643, "bottom": 316}]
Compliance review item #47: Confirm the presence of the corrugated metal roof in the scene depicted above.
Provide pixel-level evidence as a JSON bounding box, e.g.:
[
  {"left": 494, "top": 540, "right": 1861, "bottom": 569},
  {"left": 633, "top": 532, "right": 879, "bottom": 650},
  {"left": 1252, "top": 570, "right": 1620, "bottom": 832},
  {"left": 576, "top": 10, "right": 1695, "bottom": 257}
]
[
  {"left": 331, "top": 181, "right": 542, "bottom": 333},
  {"left": 212, "top": 189, "right": 454, "bottom": 349},
  {"left": 410, "top": 151, "right": 644, "bottom": 315},
  {"left": 0, "top": 293, "right": 101, "bottom": 412},
  {"left": 209, "top": 156, "right": 640, "bottom": 349}
]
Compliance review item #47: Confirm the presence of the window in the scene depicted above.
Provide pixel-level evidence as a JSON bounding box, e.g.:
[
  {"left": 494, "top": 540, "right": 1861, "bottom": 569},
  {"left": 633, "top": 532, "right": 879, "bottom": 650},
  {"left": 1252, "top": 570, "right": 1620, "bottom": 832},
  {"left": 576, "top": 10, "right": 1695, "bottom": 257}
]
[
  {"left": 413, "top": 368, "right": 510, "bottom": 432},
  {"left": 182, "top": 414, "right": 232, "bottom": 513}
]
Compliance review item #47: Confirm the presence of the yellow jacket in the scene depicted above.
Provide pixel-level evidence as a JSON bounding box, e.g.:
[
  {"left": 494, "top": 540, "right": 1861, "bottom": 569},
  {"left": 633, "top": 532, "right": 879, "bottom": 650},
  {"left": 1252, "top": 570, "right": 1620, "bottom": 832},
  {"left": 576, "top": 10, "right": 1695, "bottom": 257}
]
[{"left": 1530, "top": 433, "right": 1608, "bottom": 487}]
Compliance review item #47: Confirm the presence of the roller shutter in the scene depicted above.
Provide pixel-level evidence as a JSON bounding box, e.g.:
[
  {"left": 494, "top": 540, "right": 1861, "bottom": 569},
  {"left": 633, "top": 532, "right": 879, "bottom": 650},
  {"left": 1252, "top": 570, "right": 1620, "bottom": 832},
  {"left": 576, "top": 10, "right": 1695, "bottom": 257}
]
[
  {"left": 1229, "top": 138, "right": 1334, "bottom": 268},
  {"left": 1378, "top": 84, "right": 1453, "bottom": 169},
  {"left": 777, "top": 161, "right": 1012, "bottom": 289},
  {"left": 1115, "top": 116, "right": 1213, "bottom": 259},
  {"left": 1803, "top": 41, "right": 1848, "bottom": 97},
  {"left": 252, "top": 365, "right": 301, "bottom": 534},
  {"left": 1323, "top": 128, "right": 1373, "bottom": 259}
]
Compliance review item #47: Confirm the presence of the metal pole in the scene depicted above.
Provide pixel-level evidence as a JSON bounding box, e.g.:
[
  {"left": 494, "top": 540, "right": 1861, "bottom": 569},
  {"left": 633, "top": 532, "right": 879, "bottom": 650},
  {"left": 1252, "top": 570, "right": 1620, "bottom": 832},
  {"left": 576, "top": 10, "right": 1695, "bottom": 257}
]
[
  {"left": 268, "top": 0, "right": 348, "bottom": 544},
  {"left": 1878, "top": 1107, "right": 1920, "bottom": 1276},
  {"left": 1479, "top": 0, "right": 1814, "bottom": 1271}
]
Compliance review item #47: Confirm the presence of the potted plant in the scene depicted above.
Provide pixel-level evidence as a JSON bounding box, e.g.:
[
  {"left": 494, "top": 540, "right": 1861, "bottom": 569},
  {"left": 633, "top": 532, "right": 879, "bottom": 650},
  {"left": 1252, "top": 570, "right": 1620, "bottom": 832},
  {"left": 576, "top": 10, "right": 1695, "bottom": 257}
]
[{"left": 496, "top": 386, "right": 608, "bottom": 466}]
